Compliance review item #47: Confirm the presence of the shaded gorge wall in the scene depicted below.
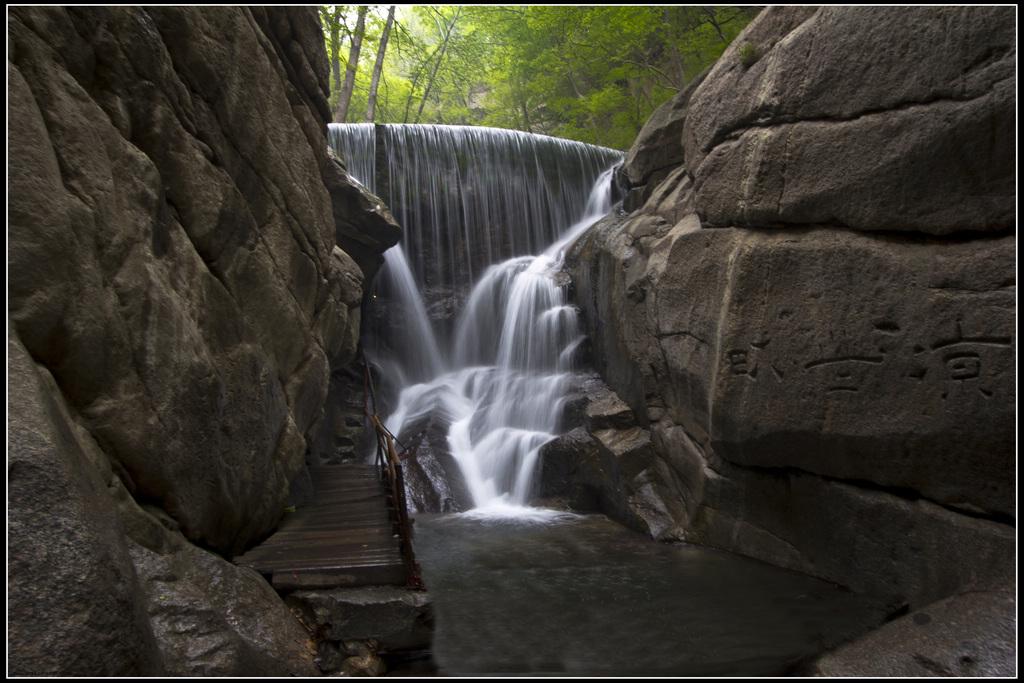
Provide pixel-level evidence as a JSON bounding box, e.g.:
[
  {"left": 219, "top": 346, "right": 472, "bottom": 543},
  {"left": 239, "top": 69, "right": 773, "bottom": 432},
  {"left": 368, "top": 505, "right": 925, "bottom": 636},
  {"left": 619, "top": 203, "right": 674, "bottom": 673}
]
[
  {"left": 7, "top": 6, "right": 400, "bottom": 676},
  {"left": 566, "top": 5, "right": 1016, "bottom": 616}
]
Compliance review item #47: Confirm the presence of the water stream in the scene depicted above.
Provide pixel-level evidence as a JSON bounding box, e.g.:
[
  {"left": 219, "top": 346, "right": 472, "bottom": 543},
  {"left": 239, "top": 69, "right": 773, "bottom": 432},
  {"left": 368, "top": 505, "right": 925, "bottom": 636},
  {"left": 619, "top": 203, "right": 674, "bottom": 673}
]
[
  {"left": 330, "top": 123, "right": 620, "bottom": 507},
  {"left": 328, "top": 124, "right": 887, "bottom": 675}
]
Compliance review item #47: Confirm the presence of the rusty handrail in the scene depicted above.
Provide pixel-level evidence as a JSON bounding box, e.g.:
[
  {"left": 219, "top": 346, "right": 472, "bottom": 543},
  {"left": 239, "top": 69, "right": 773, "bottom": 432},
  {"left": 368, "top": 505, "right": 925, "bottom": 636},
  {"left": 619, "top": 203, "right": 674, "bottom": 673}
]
[{"left": 363, "top": 355, "right": 424, "bottom": 589}]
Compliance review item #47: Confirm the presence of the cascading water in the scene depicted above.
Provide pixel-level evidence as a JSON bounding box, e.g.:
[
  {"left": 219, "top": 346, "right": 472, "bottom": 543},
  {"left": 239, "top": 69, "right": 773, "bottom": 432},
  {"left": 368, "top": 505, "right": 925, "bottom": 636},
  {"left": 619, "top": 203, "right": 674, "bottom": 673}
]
[
  {"left": 329, "top": 123, "right": 622, "bottom": 511},
  {"left": 330, "top": 123, "right": 620, "bottom": 294},
  {"left": 330, "top": 125, "right": 892, "bottom": 676}
]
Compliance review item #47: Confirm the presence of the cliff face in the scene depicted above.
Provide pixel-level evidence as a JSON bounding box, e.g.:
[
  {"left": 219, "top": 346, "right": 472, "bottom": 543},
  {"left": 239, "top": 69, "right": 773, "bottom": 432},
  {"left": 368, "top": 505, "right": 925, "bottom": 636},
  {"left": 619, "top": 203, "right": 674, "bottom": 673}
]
[
  {"left": 570, "top": 3, "right": 1015, "bottom": 647},
  {"left": 8, "top": 7, "right": 398, "bottom": 675}
]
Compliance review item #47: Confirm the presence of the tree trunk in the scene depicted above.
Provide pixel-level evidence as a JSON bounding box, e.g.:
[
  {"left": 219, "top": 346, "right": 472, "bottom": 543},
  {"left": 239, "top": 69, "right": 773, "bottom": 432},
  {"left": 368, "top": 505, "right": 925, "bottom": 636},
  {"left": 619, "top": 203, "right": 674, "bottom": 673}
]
[
  {"left": 336, "top": 6, "right": 368, "bottom": 123},
  {"left": 520, "top": 98, "right": 532, "bottom": 133},
  {"left": 702, "top": 7, "right": 728, "bottom": 43},
  {"left": 329, "top": 7, "right": 343, "bottom": 119},
  {"left": 414, "top": 6, "right": 462, "bottom": 124},
  {"left": 402, "top": 69, "right": 423, "bottom": 123},
  {"left": 662, "top": 8, "right": 687, "bottom": 90},
  {"left": 364, "top": 6, "right": 396, "bottom": 122}
]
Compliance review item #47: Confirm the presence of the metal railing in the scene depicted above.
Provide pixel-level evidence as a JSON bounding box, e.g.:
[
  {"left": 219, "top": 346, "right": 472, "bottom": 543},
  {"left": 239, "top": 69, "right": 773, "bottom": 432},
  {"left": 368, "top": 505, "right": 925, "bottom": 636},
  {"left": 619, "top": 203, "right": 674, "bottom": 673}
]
[{"left": 364, "top": 354, "right": 424, "bottom": 589}]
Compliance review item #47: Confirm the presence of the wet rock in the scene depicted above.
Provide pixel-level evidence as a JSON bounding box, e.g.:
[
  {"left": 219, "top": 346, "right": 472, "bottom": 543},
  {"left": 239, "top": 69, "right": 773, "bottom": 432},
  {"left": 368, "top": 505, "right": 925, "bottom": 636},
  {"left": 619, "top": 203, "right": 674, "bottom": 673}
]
[
  {"left": 310, "top": 364, "right": 374, "bottom": 466},
  {"left": 8, "top": 6, "right": 397, "bottom": 558},
  {"left": 398, "top": 410, "right": 475, "bottom": 514},
  {"left": 423, "top": 285, "right": 472, "bottom": 332},
  {"left": 7, "top": 331, "right": 162, "bottom": 677},
  {"left": 8, "top": 6, "right": 399, "bottom": 675},
  {"left": 811, "top": 587, "right": 1017, "bottom": 676},
  {"left": 324, "top": 147, "right": 403, "bottom": 283},
  {"left": 592, "top": 428, "right": 686, "bottom": 541},
  {"left": 110, "top": 467, "right": 322, "bottom": 677},
  {"left": 567, "top": 3, "right": 1016, "bottom": 632},
  {"left": 575, "top": 221, "right": 1016, "bottom": 521},
  {"left": 622, "top": 63, "right": 712, "bottom": 197},
  {"left": 314, "top": 640, "right": 346, "bottom": 675},
  {"left": 537, "top": 429, "right": 619, "bottom": 511},
  {"left": 683, "top": 6, "right": 1015, "bottom": 234},
  {"left": 290, "top": 587, "right": 433, "bottom": 653},
  {"left": 543, "top": 375, "right": 682, "bottom": 536},
  {"left": 9, "top": 328, "right": 320, "bottom": 677},
  {"left": 584, "top": 387, "right": 637, "bottom": 432},
  {"left": 680, "top": 447, "right": 1016, "bottom": 609},
  {"left": 535, "top": 427, "right": 647, "bottom": 535},
  {"left": 341, "top": 641, "right": 388, "bottom": 677},
  {"left": 129, "top": 539, "right": 320, "bottom": 677},
  {"left": 561, "top": 372, "right": 637, "bottom": 432}
]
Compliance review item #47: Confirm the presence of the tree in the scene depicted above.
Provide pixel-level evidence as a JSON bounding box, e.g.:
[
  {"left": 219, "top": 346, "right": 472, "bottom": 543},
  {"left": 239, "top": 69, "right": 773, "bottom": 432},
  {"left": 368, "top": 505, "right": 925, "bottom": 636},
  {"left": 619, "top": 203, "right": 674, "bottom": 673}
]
[
  {"left": 336, "top": 5, "right": 368, "bottom": 123},
  {"left": 473, "top": 6, "right": 761, "bottom": 149},
  {"left": 364, "top": 6, "right": 396, "bottom": 122},
  {"left": 321, "top": 6, "right": 762, "bottom": 148},
  {"left": 413, "top": 6, "right": 463, "bottom": 123},
  {"left": 320, "top": 6, "right": 345, "bottom": 116}
]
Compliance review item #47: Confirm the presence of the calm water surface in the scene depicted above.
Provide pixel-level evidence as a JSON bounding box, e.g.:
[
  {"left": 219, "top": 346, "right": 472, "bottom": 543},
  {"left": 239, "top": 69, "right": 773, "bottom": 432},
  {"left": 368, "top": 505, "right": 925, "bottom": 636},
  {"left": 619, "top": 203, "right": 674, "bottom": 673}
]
[{"left": 413, "top": 511, "right": 888, "bottom": 677}]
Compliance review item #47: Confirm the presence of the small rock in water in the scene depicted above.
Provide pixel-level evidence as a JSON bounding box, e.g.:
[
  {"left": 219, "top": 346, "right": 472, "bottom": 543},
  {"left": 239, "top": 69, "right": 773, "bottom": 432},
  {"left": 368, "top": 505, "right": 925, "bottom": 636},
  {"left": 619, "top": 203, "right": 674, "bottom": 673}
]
[
  {"left": 340, "top": 640, "right": 387, "bottom": 677},
  {"left": 340, "top": 653, "right": 386, "bottom": 677}
]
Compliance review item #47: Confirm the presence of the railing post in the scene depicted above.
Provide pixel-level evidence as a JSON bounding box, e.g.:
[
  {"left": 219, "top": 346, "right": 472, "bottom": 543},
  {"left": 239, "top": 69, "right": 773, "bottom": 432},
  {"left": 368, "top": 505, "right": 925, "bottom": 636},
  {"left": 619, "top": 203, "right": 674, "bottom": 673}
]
[{"left": 364, "top": 358, "right": 424, "bottom": 589}]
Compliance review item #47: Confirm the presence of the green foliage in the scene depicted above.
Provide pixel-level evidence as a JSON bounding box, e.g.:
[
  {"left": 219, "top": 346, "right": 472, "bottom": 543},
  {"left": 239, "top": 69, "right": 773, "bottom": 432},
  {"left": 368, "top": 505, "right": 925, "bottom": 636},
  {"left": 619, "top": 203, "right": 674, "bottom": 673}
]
[
  {"left": 320, "top": 5, "right": 762, "bottom": 150},
  {"left": 738, "top": 41, "right": 759, "bottom": 67}
]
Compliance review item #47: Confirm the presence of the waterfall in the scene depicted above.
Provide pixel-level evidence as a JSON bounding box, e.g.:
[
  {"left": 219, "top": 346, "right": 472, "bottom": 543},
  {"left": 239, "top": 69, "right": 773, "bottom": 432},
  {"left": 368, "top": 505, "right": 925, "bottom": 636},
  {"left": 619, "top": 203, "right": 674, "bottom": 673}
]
[{"left": 330, "top": 123, "right": 622, "bottom": 512}]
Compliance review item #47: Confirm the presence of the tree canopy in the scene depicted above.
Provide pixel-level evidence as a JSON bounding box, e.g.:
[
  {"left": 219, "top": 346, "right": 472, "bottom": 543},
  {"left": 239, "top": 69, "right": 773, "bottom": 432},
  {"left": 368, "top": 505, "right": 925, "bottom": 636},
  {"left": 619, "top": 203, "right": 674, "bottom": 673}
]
[{"left": 320, "top": 6, "right": 761, "bottom": 151}]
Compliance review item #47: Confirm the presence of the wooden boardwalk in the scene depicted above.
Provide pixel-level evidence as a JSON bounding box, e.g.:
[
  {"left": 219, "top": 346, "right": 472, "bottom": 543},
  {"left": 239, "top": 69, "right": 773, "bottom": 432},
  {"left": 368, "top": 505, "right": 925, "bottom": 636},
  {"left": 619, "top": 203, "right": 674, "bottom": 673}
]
[{"left": 234, "top": 464, "right": 409, "bottom": 590}]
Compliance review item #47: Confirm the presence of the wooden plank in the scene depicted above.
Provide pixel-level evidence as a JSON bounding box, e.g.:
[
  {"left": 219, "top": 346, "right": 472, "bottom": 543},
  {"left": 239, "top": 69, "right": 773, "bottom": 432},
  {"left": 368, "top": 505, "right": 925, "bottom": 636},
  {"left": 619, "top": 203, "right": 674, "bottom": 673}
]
[
  {"left": 239, "top": 541, "right": 402, "bottom": 560},
  {"left": 240, "top": 555, "right": 403, "bottom": 569},
  {"left": 238, "top": 547, "right": 402, "bottom": 565},
  {"left": 233, "top": 463, "right": 412, "bottom": 588},
  {"left": 243, "top": 537, "right": 390, "bottom": 552},
  {"left": 270, "top": 523, "right": 397, "bottom": 535},
  {"left": 270, "top": 564, "right": 407, "bottom": 590},
  {"left": 242, "top": 555, "right": 404, "bottom": 573},
  {"left": 269, "top": 520, "right": 395, "bottom": 534},
  {"left": 273, "top": 511, "right": 390, "bottom": 523},
  {"left": 262, "top": 528, "right": 397, "bottom": 541},
  {"left": 236, "top": 532, "right": 397, "bottom": 553},
  {"left": 239, "top": 535, "right": 402, "bottom": 553}
]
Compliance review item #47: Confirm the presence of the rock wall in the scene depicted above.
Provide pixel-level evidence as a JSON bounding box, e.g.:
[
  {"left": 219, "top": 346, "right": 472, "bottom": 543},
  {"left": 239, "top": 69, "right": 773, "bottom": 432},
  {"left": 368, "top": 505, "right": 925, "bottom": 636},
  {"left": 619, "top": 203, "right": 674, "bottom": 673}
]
[
  {"left": 8, "top": 6, "right": 398, "bottom": 675},
  {"left": 569, "top": 3, "right": 1015, "bottom": 632}
]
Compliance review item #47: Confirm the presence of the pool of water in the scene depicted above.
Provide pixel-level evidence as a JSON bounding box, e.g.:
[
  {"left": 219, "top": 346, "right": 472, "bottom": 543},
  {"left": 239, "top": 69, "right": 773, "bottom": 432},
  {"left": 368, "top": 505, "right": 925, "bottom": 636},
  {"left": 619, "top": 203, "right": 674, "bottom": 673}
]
[{"left": 412, "top": 511, "right": 889, "bottom": 676}]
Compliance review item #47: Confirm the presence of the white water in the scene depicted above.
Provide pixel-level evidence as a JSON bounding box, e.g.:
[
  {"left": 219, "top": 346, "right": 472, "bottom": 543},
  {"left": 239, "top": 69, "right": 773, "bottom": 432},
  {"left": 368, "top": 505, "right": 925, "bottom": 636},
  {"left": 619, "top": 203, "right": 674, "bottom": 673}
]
[{"left": 329, "top": 124, "right": 622, "bottom": 514}]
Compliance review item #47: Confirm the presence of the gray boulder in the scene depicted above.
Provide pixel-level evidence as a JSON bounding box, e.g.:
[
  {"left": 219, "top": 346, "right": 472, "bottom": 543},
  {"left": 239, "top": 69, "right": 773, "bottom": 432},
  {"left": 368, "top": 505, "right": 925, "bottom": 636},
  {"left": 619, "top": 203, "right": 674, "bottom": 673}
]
[
  {"left": 8, "top": 5, "right": 397, "bottom": 556},
  {"left": 289, "top": 586, "right": 433, "bottom": 653},
  {"left": 683, "top": 6, "right": 1016, "bottom": 234},
  {"left": 399, "top": 409, "right": 475, "bottom": 514},
  {"left": 571, "top": 203, "right": 1016, "bottom": 606},
  {"left": 537, "top": 375, "right": 686, "bottom": 539},
  {"left": 622, "top": 64, "right": 712, "bottom": 198},
  {"left": 7, "top": 330, "right": 162, "bottom": 677},
  {"left": 568, "top": 4, "right": 1016, "bottom": 616},
  {"left": 8, "top": 326, "right": 350, "bottom": 677},
  {"left": 325, "top": 146, "right": 404, "bottom": 282},
  {"left": 812, "top": 587, "right": 1016, "bottom": 677},
  {"left": 8, "top": 5, "right": 399, "bottom": 676},
  {"left": 536, "top": 428, "right": 635, "bottom": 524},
  {"left": 129, "top": 538, "right": 320, "bottom": 677}
]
